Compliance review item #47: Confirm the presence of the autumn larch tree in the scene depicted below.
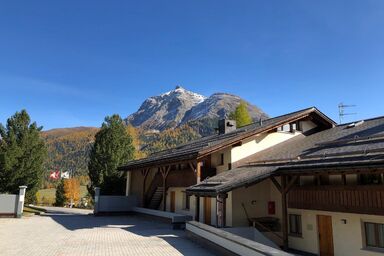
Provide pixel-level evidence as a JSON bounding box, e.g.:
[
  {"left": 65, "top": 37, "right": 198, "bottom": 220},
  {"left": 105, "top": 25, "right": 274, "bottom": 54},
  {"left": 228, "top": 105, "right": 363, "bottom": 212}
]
[
  {"left": 230, "top": 100, "right": 253, "bottom": 128},
  {"left": 64, "top": 178, "right": 80, "bottom": 206}
]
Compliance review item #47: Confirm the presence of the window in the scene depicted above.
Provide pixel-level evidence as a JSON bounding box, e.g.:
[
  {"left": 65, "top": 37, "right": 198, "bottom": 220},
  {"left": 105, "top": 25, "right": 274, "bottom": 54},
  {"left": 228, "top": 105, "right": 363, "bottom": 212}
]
[
  {"left": 360, "top": 174, "right": 383, "bottom": 185},
  {"left": 289, "top": 214, "right": 302, "bottom": 236},
  {"left": 220, "top": 153, "right": 224, "bottom": 165},
  {"left": 364, "top": 222, "right": 384, "bottom": 248},
  {"left": 182, "top": 191, "right": 190, "bottom": 210}
]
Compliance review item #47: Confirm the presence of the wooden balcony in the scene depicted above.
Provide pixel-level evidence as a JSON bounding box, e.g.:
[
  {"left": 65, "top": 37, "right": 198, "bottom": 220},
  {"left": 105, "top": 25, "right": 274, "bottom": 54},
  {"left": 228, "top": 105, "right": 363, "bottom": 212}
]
[{"left": 288, "top": 185, "right": 384, "bottom": 215}]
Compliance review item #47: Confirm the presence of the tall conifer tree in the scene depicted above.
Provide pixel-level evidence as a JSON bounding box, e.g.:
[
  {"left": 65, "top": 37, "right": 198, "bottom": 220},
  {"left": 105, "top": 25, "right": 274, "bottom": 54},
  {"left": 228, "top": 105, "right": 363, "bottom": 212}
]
[
  {"left": 88, "top": 114, "right": 134, "bottom": 195},
  {"left": 0, "top": 110, "right": 47, "bottom": 203}
]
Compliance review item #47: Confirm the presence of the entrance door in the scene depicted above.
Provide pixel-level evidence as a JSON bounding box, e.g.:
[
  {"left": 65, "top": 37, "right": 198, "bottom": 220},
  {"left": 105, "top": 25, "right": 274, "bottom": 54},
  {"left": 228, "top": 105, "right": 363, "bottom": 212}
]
[
  {"left": 204, "top": 197, "right": 211, "bottom": 225},
  {"left": 170, "top": 191, "right": 176, "bottom": 213},
  {"left": 317, "top": 215, "right": 334, "bottom": 256}
]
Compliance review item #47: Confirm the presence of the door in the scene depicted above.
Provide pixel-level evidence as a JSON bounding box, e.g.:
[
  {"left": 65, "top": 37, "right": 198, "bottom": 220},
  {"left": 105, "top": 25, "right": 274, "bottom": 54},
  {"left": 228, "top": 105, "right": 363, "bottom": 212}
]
[
  {"left": 204, "top": 197, "right": 211, "bottom": 225},
  {"left": 317, "top": 215, "right": 334, "bottom": 256},
  {"left": 170, "top": 191, "right": 176, "bottom": 213}
]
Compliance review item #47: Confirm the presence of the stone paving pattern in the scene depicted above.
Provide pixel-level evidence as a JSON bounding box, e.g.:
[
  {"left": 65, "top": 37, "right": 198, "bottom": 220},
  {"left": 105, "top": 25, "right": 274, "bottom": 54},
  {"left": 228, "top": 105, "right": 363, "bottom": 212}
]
[{"left": 0, "top": 207, "right": 216, "bottom": 256}]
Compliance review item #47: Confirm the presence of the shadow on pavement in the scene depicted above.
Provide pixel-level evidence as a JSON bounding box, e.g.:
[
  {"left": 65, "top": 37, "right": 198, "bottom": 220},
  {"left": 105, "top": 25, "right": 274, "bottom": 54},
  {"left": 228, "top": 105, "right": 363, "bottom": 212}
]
[{"left": 41, "top": 207, "right": 215, "bottom": 256}]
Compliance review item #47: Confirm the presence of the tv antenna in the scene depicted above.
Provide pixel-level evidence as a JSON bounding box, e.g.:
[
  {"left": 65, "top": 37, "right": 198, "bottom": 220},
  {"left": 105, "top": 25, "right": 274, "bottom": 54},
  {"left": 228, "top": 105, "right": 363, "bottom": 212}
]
[{"left": 338, "top": 103, "right": 356, "bottom": 124}]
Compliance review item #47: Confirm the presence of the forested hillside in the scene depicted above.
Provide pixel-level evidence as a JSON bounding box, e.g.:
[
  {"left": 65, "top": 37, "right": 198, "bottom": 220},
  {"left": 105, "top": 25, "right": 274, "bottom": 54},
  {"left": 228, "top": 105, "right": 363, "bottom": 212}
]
[
  {"left": 42, "top": 127, "right": 98, "bottom": 176},
  {"left": 41, "top": 125, "right": 200, "bottom": 177}
]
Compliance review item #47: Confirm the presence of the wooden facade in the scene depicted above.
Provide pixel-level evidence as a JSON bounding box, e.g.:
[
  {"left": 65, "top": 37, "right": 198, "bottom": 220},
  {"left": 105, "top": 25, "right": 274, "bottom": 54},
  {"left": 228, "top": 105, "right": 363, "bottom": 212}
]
[{"left": 288, "top": 185, "right": 384, "bottom": 215}]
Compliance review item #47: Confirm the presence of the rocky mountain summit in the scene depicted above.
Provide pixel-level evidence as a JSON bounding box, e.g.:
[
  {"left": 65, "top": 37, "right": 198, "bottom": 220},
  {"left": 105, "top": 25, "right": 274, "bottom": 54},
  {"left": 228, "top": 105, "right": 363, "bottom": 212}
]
[{"left": 125, "top": 86, "right": 268, "bottom": 132}]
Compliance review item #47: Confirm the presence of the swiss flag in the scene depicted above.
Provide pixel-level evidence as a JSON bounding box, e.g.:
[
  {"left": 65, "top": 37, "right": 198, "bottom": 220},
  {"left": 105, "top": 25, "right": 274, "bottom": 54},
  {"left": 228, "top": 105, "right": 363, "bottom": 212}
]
[{"left": 49, "top": 171, "right": 60, "bottom": 180}]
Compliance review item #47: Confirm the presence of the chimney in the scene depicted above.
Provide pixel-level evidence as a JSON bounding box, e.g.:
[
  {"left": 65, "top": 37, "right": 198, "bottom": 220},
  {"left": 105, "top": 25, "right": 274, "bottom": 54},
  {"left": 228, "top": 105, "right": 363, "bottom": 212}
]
[{"left": 218, "top": 119, "right": 237, "bottom": 135}]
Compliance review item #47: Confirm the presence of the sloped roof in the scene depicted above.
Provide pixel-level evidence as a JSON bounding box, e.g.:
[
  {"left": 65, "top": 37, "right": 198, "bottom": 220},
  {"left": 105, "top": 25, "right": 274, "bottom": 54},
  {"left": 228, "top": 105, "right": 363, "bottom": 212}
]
[
  {"left": 118, "top": 107, "right": 335, "bottom": 171},
  {"left": 186, "top": 115, "right": 384, "bottom": 195}
]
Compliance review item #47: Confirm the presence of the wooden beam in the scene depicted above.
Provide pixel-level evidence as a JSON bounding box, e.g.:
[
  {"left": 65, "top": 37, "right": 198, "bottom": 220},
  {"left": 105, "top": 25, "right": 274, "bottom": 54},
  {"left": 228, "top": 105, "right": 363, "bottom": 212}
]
[
  {"left": 270, "top": 176, "right": 282, "bottom": 193},
  {"left": 189, "top": 162, "right": 196, "bottom": 174},
  {"left": 141, "top": 168, "right": 150, "bottom": 207},
  {"left": 281, "top": 175, "right": 289, "bottom": 250},
  {"left": 284, "top": 175, "right": 299, "bottom": 194},
  {"left": 216, "top": 193, "right": 227, "bottom": 228},
  {"left": 160, "top": 166, "right": 171, "bottom": 211}
]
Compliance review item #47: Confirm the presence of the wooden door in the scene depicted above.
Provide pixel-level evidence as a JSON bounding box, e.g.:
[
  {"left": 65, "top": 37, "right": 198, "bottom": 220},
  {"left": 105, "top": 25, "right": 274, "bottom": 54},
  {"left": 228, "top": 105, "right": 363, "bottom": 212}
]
[
  {"left": 170, "top": 191, "right": 176, "bottom": 213},
  {"left": 204, "top": 197, "right": 211, "bottom": 225},
  {"left": 317, "top": 215, "right": 334, "bottom": 256}
]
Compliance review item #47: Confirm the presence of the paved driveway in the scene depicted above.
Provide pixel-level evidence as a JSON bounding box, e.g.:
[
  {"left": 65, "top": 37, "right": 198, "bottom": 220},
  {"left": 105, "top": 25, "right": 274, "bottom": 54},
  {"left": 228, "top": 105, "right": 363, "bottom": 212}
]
[{"left": 0, "top": 207, "right": 216, "bottom": 256}]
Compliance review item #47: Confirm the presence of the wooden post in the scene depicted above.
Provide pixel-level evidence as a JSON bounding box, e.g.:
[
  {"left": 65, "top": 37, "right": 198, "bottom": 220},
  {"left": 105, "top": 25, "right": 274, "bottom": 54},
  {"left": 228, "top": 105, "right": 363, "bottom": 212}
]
[
  {"left": 281, "top": 175, "right": 289, "bottom": 250},
  {"left": 160, "top": 166, "right": 171, "bottom": 211},
  {"left": 141, "top": 168, "right": 150, "bottom": 207},
  {"left": 342, "top": 173, "right": 347, "bottom": 185},
  {"left": 195, "top": 196, "right": 200, "bottom": 221},
  {"left": 216, "top": 193, "right": 227, "bottom": 228},
  {"left": 271, "top": 175, "right": 298, "bottom": 251},
  {"left": 196, "top": 161, "right": 202, "bottom": 183}
]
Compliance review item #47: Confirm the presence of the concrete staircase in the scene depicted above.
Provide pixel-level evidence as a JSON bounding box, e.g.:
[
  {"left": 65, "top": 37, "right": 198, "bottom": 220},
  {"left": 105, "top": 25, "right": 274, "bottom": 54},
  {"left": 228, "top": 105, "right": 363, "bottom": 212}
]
[{"left": 147, "top": 187, "right": 164, "bottom": 210}]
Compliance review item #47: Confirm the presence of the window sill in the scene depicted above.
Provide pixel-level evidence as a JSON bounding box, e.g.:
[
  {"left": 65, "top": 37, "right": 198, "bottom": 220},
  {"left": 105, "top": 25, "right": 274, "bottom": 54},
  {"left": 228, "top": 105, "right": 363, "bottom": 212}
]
[
  {"left": 289, "top": 233, "right": 303, "bottom": 238},
  {"left": 361, "top": 246, "right": 384, "bottom": 254}
]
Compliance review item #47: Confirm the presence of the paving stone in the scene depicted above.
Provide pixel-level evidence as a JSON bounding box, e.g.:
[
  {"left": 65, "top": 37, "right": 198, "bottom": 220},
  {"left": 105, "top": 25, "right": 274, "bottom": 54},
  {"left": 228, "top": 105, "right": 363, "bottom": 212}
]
[{"left": 0, "top": 207, "right": 215, "bottom": 256}]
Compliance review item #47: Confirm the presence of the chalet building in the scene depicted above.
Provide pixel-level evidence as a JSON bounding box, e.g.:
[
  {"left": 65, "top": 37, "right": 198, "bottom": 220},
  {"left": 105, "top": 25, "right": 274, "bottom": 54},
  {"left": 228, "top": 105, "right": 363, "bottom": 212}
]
[{"left": 119, "top": 107, "right": 384, "bottom": 256}]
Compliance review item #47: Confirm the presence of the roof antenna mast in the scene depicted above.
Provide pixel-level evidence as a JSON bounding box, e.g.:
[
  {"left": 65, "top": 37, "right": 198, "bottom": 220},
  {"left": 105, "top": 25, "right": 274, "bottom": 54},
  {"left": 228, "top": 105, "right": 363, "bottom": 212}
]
[{"left": 338, "top": 103, "right": 356, "bottom": 124}]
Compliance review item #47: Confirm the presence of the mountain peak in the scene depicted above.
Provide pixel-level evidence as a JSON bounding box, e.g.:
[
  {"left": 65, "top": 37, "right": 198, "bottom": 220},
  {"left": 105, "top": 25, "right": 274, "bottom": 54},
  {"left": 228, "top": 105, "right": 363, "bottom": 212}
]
[
  {"left": 159, "top": 86, "right": 206, "bottom": 102},
  {"left": 125, "top": 87, "right": 268, "bottom": 132}
]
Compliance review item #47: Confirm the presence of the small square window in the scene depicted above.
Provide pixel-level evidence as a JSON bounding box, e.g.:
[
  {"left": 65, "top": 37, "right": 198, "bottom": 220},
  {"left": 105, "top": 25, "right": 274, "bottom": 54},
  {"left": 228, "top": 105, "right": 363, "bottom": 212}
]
[{"left": 289, "top": 214, "right": 302, "bottom": 236}]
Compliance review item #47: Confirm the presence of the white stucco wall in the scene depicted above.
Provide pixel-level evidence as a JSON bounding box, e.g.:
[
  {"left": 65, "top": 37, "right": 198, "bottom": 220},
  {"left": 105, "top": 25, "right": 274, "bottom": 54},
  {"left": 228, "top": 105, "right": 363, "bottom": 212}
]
[
  {"left": 228, "top": 179, "right": 282, "bottom": 227},
  {"left": 231, "top": 131, "right": 301, "bottom": 164},
  {"left": 288, "top": 209, "right": 384, "bottom": 256}
]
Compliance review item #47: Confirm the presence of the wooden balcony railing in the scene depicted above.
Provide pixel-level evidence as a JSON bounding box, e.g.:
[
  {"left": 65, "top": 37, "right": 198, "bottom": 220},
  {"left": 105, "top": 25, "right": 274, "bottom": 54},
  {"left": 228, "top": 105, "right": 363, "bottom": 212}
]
[{"left": 288, "top": 185, "right": 384, "bottom": 215}]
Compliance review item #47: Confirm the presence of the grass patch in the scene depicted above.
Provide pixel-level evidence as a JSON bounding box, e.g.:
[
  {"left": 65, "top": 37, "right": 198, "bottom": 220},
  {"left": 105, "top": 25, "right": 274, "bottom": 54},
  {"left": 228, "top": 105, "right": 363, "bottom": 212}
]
[
  {"left": 23, "top": 206, "right": 46, "bottom": 216},
  {"left": 36, "top": 185, "right": 89, "bottom": 206}
]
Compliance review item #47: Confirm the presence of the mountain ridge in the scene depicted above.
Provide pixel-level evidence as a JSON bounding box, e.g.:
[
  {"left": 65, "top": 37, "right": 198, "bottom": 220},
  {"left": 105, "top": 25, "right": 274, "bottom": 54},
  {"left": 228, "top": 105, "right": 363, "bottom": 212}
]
[{"left": 125, "top": 86, "right": 268, "bottom": 132}]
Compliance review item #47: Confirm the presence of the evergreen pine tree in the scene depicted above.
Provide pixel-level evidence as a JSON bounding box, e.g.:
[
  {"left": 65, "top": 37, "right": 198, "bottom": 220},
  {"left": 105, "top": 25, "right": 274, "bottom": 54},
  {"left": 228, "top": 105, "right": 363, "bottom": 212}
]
[
  {"left": 0, "top": 110, "right": 47, "bottom": 203},
  {"left": 88, "top": 114, "right": 134, "bottom": 195},
  {"left": 231, "top": 101, "right": 252, "bottom": 127},
  {"left": 55, "top": 180, "right": 66, "bottom": 206}
]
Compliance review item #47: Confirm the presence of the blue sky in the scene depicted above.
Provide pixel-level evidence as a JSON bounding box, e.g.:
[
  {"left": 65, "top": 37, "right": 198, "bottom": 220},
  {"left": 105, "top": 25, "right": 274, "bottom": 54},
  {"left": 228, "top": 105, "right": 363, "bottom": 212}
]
[{"left": 1, "top": 0, "right": 383, "bottom": 130}]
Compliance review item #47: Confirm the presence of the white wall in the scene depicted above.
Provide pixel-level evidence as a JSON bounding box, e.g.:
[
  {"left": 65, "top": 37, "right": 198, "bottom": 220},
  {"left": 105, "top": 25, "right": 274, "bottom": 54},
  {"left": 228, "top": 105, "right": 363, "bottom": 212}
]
[
  {"left": 0, "top": 194, "right": 17, "bottom": 214},
  {"left": 229, "top": 179, "right": 282, "bottom": 227},
  {"left": 231, "top": 131, "right": 301, "bottom": 164}
]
